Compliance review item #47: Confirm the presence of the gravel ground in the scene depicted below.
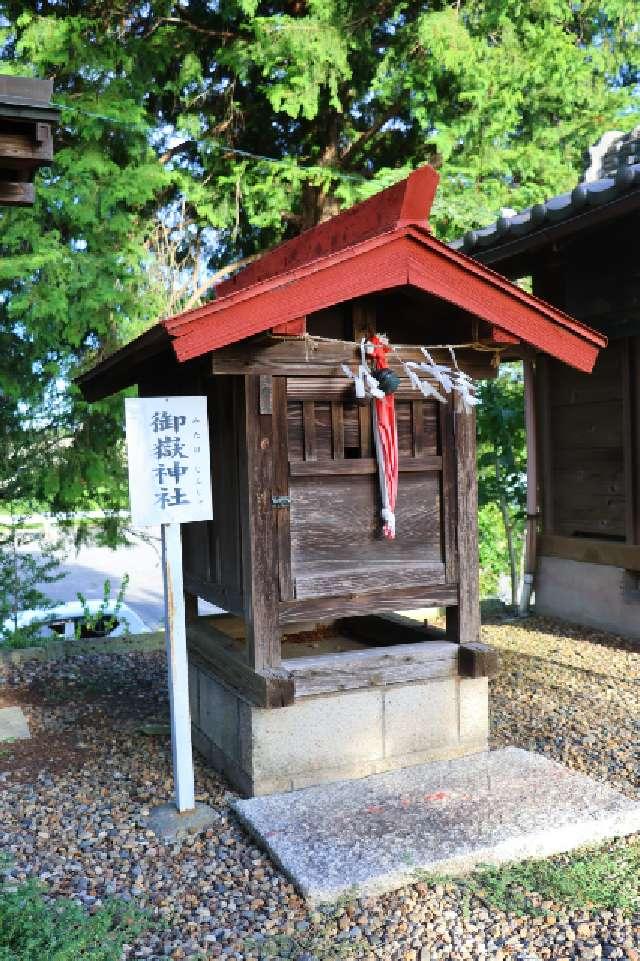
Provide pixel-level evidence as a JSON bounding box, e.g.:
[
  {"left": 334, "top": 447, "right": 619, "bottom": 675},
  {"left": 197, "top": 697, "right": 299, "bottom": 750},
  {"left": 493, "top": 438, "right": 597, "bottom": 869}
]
[{"left": 1, "top": 616, "right": 639, "bottom": 960}]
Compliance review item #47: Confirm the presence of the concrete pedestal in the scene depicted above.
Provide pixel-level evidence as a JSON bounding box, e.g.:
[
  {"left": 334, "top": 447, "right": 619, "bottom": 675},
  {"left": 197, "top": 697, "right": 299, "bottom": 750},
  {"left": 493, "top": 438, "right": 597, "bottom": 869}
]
[
  {"left": 536, "top": 555, "right": 640, "bottom": 641},
  {"left": 188, "top": 658, "right": 488, "bottom": 796}
]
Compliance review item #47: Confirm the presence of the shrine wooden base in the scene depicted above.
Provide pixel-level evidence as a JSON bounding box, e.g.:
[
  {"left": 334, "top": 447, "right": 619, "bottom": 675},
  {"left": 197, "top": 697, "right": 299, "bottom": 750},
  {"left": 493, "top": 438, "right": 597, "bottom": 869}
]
[{"left": 186, "top": 614, "right": 493, "bottom": 797}]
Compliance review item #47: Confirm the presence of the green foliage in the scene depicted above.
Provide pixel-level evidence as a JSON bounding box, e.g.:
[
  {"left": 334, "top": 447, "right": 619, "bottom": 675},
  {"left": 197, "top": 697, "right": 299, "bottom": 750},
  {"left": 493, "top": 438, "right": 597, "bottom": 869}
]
[
  {"left": 75, "top": 573, "right": 130, "bottom": 639},
  {"left": 478, "top": 502, "right": 510, "bottom": 597},
  {"left": 0, "top": 518, "right": 65, "bottom": 648},
  {"left": 0, "top": 1, "right": 638, "bottom": 525},
  {"left": 477, "top": 364, "right": 527, "bottom": 603},
  {"left": 0, "top": 880, "right": 147, "bottom": 961},
  {"left": 455, "top": 839, "right": 640, "bottom": 915}
]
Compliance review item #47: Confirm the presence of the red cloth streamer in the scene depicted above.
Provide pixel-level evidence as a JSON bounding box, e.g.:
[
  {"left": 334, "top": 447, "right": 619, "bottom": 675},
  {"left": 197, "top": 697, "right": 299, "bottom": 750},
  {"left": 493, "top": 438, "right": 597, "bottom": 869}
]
[{"left": 368, "top": 336, "right": 399, "bottom": 539}]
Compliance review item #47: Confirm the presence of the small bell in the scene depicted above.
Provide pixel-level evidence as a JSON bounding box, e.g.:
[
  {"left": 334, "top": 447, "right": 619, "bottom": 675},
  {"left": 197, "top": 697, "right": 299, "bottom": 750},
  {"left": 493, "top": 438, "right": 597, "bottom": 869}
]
[{"left": 373, "top": 367, "right": 400, "bottom": 395}]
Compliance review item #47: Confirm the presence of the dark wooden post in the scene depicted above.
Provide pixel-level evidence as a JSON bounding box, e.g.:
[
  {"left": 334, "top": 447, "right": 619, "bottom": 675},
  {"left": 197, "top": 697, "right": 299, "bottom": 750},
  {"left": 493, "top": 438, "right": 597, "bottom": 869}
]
[
  {"left": 239, "top": 374, "right": 282, "bottom": 670},
  {"left": 622, "top": 337, "right": 640, "bottom": 546},
  {"left": 446, "top": 392, "right": 480, "bottom": 644},
  {"left": 271, "top": 376, "right": 293, "bottom": 599},
  {"left": 184, "top": 592, "right": 199, "bottom": 623}
]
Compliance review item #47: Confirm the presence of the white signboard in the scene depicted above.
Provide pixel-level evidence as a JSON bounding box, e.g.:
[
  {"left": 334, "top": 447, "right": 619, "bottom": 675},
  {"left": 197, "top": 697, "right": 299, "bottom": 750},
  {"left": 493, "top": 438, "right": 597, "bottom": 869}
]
[{"left": 125, "top": 396, "right": 213, "bottom": 527}]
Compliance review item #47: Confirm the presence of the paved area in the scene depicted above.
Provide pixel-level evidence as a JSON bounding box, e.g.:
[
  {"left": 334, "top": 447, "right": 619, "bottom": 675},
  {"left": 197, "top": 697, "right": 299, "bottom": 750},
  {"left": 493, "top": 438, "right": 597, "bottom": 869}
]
[
  {"left": 234, "top": 747, "right": 640, "bottom": 905},
  {"left": 36, "top": 526, "right": 220, "bottom": 630},
  {"left": 0, "top": 705, "right": 30, "bottom": 741}
]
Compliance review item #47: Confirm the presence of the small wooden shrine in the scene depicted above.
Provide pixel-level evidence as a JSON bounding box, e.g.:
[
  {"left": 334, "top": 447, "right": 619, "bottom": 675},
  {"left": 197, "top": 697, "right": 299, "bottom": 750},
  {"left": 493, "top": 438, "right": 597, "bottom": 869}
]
[
  {"left": 80, "top": 166, "right": 604, "bottom": 795},
  {"left": 0, "top": 76, "right": 59, "bottom": 207},
  {"left": 457, "top": 129, "right": 640, "bottom": 640}
]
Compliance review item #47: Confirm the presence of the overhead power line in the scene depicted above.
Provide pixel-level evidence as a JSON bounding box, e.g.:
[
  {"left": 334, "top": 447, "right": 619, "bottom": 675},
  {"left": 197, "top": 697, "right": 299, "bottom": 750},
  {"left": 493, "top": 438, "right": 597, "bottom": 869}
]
[{"left": 52, "top": 101, "right": 366, "bottom": 182}]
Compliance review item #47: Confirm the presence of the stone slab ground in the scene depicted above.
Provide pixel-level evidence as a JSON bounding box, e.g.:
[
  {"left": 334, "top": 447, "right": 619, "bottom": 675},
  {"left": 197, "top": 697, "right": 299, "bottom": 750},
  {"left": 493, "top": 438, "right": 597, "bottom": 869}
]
[
  {"left": 233, "top": 746, "right": 640, "bottom": 906},
  {"left": 0, "top": 705, "right": 30, "bottom": 741}
]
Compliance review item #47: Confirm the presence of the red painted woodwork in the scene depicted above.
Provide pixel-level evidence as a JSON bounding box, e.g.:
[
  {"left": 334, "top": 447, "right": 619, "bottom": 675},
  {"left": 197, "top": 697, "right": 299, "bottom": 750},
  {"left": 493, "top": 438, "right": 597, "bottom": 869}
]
[
  {"left": 216, "top": 165, "right": 439, "bottom": 299},
  {"left": 80, "top": 164, "right": 607, "bottom": 392},
  {"left": 164, "top": 224, "right": 605, "bottom": 372},
  {"left": 489, "top": 326, "right": 520, "bottom": 345},
  {"left": 271, "top": 317, "right": 307, "bottom": 336}
]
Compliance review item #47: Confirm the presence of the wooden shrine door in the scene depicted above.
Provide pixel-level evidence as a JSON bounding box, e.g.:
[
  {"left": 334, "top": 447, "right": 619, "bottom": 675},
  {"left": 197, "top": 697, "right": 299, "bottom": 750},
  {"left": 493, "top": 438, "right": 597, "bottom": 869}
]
[{"left": 280, "top": 377, "right": 457, "bottom": 602}]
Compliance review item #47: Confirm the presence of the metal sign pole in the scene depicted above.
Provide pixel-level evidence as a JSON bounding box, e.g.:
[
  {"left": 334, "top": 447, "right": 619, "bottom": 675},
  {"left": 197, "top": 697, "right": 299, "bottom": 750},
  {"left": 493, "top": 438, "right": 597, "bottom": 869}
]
[{"left": 161, "top": 521, "right": 195, "bottom": 813}]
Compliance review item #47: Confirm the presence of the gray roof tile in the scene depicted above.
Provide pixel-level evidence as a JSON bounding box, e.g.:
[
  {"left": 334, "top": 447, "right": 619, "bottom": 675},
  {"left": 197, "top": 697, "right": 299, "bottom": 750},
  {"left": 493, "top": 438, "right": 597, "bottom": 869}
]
[{"left": 452, "top": 163, "right": 640, "bottom": 255}]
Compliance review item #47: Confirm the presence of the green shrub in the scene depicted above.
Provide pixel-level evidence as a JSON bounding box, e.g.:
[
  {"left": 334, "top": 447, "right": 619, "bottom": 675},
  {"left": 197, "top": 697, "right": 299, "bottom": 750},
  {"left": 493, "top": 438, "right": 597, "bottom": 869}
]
[
  {"left": 0, "top": 880, "right": 147, "bottom": 961},
  {"left": 427, "top": 839, "right": 640, "bottom": 916},
  {"left": 478, "top": 502, "right": 510, "bottom": 598}
]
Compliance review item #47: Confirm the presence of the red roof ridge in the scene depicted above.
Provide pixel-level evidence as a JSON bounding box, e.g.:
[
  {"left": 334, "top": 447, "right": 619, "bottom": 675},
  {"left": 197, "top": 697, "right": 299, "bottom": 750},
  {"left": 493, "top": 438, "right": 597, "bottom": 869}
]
[
  {"left": 214, "top": 164, "right": 439, "bottom": 299},
  {"left": 164, "top": 225, "right": 407, "bottom": 334},
  {"left": 164, "top": 222, "right": 606, "bottom": 356},
  {"left": 76, "top": 164, "right": 608, "bottom": 401}
]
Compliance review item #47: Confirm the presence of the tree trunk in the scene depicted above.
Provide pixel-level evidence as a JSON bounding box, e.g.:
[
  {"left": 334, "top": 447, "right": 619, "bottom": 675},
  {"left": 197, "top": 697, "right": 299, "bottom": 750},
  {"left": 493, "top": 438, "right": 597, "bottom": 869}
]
[{"left": 300, "top": 111, "right": 342, "bottom": 229}]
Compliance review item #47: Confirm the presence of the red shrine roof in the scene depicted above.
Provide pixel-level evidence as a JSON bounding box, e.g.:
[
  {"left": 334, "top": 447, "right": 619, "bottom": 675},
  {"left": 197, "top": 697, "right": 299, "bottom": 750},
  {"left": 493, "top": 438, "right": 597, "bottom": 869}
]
[{"left": 79, "top": 165, "right": 606, "bottom": 400}]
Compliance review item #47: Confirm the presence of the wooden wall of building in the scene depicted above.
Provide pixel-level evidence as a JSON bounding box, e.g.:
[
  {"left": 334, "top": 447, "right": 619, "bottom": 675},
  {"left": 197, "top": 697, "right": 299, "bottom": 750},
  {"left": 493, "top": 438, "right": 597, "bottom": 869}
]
[
  {"left": 538, "top": 341, "right": 626, "bottom": 541},
  {"left": 534, "top": 214, "right": 640, "bottom": 554}
]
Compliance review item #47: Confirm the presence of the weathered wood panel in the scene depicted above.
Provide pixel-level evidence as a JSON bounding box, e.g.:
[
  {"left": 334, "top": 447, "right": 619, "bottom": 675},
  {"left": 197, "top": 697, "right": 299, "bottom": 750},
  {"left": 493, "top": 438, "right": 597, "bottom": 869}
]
[
  {"left": 0, "top": 181, "right": 34, "bottom": 205},
  {"left": 293, "top": 559, "right": 446, "bottom": 599},
  {"left": 537, "top": 534, "right": 640, "bottom": 571},
  {"left": 289, "top": 472, "right": 443, "bottom": 564},
  {"left": 543, "top": 341, "right": 626, "bottom": 539},
  {"left": 283, "top": 641, "right": 459, "bottom": 697},
  {"left": 447, "top": 394, "right": 479, "bottom": 644},
  {"left": 458, "top": 642, "right": 499, "bottom": 679},
  {"left": 187, "top": 622, "right": 293, "bottom": 707},
  {"left": 0, "top": 129, "right": 53, "bottom": 164},
  {"left": 287, "top": 401, "right": 304, "bottom": 460},
  {"left": 313, "top": 401, "right": 333, "bottom": 459},
  {"left": 279, "top": 586, "right": 457, "bottom": 624},
  {"left": 440, "top": 401, "right": 458, "bottom": 585},
  {"left": 551, "top": 400, "right": 623, "bottom": 450},
  {"left": 396, "top": 400, "right": 413, "bottom": 456},
  {"left": 209, "top": 335, "right": 496, "bottom": 379},
  {"left": 343, "top": 403, "right": 360, "bottom": 453},
  {"left": 238, "top": 375, "right": 282, "bottom": 669},
  {"left": 183, "top": 573, "right": 243, "bottom": 618},
  {"left": 331, "top": 401, "right": 344, "bottom": 458},
  {"left": 181, "top": 521, "right": 211, "bottom": 583},
  {"left": 285, "top": 370, "right": 450, "bottom": 604},
  {"left": 272, "top": 376, "right": 293, "bottom": 600},
  {"left": 208, "top": 376, "right": 243, "bottom": 599},
  {"left": 287, "top": 379, "right": 431, "bottom": 401},
  {"left": 289, "top": 455, "right": 443, "bottom": 476}
]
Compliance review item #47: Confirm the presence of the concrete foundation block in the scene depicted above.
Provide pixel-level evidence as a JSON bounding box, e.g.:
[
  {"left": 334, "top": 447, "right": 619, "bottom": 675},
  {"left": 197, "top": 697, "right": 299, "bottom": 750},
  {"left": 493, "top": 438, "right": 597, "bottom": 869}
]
[
  {"left": 191, "top": 656, "right": 490, "bottom": 797},
  {"left": 459, "top": 677, "right": 489, "bottom": 744},
  {"left": 535, "top": 556, "right": 640, "bottom": 642},
  {"left": 249, "top": 688, "right": 384, "bottom": 783},
  {"left": 199, "top": 670, "right": 239, "bottom": 763},
  {"left": 383, "top": 679, "right": 457, "bottom": 757}
]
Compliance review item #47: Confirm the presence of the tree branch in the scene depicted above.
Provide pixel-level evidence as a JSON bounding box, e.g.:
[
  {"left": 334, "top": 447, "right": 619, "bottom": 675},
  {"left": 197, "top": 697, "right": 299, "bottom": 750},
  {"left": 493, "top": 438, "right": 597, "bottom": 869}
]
[
  {"left": 143, "top": 16, "right": 238, "bottom": 41},
  {"left": 179, "top": 254, "right": 260, "bottom": 313},
  {"left": 158, "top": 140, "right": 195, "bottom": 164},
  {"left": 339, "top": 103, "right": 401, "bottom": 165}
]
